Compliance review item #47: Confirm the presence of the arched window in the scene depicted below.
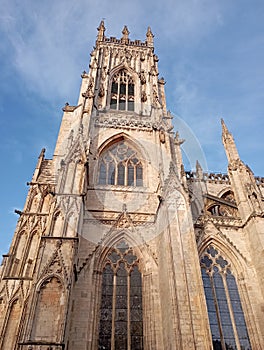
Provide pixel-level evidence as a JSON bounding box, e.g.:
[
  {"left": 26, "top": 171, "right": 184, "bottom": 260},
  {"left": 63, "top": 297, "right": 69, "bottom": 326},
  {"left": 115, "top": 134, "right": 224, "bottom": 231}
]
[
  {"left": 98, "top": 141, "right": 143, "bottom": 187},
  {"left": 200, "top": 246, "right": 251, "bottom": 350},
  {"left": 99, "top": 241, "right": 143, "bottom": 350},
  {"left": 110, "top": 70, "right": 134, "bottom": 111}
]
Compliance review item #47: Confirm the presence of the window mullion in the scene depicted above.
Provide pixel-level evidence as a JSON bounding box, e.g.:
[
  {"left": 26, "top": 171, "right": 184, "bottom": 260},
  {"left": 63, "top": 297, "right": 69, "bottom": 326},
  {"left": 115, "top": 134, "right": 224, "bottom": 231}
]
[
  {"left": 117, "top": 76, "right": 120, "bottom": 110},
  {"left": 111, "top": 273, "right": 117, "bottom": 350},
  {"left": 106, "top": 163, "right": 109, "bottom": 185},
  {"left": 222, "top": 273, "right": 241, "bottom": 350},
  {"left": 210, "top": 274, "right": 227, "bottom": 350},
  {"left": 124, "top": 162, "right": 128, "bottom": 186},
  {"left": 126, "top": 81, "right": 128, "bottom": 111},
  {"left": 115, "top": 162, "right": 118, "bottom": 186}
]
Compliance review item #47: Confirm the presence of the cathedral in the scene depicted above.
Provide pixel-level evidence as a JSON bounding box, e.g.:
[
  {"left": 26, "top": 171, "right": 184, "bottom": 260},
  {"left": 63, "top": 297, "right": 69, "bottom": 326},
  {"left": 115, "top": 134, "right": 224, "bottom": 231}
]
[{"left": 0, "top": 22, "right": 264, "bottom": 350}]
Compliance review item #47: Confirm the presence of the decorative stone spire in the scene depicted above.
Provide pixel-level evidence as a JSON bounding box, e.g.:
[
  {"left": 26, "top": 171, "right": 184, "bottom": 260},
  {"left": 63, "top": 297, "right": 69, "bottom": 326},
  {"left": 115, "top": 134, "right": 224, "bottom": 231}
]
[
  {"left": 146, "top": 26, "right": 154, "bottom": 47},
  {"left": 196, "top": 160, "right": 203, "bottom": 179},
  {"left": 97, "top": 20, "right": 105, "bottom": 43},
  {"left": 174, "top": 131, "right": 186, "bottom": 182},
  {"left": 121, "top": 25, "right": 130, "bottom": 44},
  {"left": 221, "top": 118, "right": 240, "bottom": 163}
]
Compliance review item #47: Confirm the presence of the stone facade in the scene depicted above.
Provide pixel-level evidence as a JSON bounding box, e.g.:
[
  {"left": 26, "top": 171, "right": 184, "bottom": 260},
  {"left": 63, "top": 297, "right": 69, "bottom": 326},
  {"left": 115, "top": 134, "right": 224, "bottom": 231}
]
[{"left": 0, "top": 22, "right": 263, "bottom": 350}]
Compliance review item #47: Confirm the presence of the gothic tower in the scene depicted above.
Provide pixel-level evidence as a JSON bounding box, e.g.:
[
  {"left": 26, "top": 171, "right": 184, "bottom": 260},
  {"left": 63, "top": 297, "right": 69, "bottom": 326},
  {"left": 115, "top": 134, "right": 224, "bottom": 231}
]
[{"left": 0, "top": 22, "right": 263, "bottom": 350}]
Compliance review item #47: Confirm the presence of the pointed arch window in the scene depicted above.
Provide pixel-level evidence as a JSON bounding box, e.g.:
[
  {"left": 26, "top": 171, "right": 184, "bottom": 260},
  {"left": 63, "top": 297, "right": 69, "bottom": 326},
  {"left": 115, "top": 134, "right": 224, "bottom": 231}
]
[
  {"left": 200, "top": 246, "right": 251, "bottom": 350},
  {"left": 99, "top": 241, "right": 143, "bottom": 350},
  {"left": 98, "top": 140, "right": 143, "bottom": 187},
  {"left": 110, "top": 69, "right": 134, "bottom": 111}
]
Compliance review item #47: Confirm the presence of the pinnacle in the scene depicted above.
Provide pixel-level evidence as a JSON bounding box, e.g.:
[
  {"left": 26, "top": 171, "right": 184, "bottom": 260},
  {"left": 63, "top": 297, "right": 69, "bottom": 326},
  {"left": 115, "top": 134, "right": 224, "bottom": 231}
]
[
  {"left": 122, "top": 25, "right": 130, "bottom": 35},
  {"left": 146, "top": 26, "right": 154, "bottom": 37},
  {"left": 97, "top": 20, "right": 105, "bottom": 31},
  {"left": 221, "top": 118, "right": 232, "bottom": 138}
]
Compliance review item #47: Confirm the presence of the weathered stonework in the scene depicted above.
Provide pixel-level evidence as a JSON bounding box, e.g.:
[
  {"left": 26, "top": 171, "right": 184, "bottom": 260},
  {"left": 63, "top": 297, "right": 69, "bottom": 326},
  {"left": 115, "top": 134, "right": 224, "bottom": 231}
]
[{"left": 0, "top": 22, "right": 263, "bottom": 350}]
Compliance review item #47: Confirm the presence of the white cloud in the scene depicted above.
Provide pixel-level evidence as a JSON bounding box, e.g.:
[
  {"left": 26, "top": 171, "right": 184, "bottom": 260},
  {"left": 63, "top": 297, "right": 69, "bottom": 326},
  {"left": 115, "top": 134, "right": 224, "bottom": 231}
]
[{"left": 0, "top": 0, "right": 227, "bottom": 100}]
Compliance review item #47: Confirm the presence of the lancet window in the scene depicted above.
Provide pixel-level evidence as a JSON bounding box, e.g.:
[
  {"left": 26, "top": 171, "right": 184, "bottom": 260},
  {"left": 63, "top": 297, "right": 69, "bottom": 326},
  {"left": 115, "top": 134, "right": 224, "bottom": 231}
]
[
  {"left": 99, "top": 241, "right": 143, "bottom": 350},
  {"left": 200, "top": 246, "right": 251, "bottom": 350},
  {"left": 110, "top": 69, "right": 135, "bottom": 111},
  {"left": 98, "top": 140, "right": 143, "bottom": 187}
]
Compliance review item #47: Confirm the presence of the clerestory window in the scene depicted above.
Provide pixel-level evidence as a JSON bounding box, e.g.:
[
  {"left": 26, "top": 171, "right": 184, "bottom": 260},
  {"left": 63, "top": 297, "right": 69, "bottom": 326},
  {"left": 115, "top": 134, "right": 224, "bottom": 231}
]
[
  {"left": 201, "top": 246, "right": 251, "bottom": 350},
  {"left": 98, "top": 140, "right": 143, "bottom": 187},
  {"left": 110, "top": 70, "right": 134, "bottom": 111},
  {"left": 99, "top": 241, "right": 143, "bottom": 350}
]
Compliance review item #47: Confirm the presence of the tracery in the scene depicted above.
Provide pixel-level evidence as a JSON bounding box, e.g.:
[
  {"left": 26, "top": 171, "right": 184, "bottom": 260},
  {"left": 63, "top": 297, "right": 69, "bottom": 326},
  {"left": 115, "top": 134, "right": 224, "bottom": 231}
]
[
  {"left": 110, "top": 69, "right": 135, "bottom": 111},
  {"left": 98, "top": 140, "right": 143, "bottom": 187},
  {"left": 99, "top": 241, "right": 143, "bottom": 350},
  {"left": 200, "top": 246, "right": 251, "bottom": 350}
]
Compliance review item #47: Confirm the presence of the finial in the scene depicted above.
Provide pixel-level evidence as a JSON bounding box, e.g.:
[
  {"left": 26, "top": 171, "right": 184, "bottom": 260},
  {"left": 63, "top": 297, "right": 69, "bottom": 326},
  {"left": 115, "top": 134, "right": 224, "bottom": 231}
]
[
  {"left": 221, "top": 118, "right": 240, "bottom": 162},
  {"left": 196, "top": 160, "right": 203, "bottom": 179},
  {"left": 221, "top": 118, "right": 234, "bottom": 142},
  {"left": 121, "top": 25, "right": 130, "bottom": 43},
  {"left": 97, "top": 20, "right": 105, "bottom": 42},
  {"left": 221, "top": 118, "right": 230, "bottom": 136},
  {"left": 146, "top": 26, "right": 154, "bottom": 47}
]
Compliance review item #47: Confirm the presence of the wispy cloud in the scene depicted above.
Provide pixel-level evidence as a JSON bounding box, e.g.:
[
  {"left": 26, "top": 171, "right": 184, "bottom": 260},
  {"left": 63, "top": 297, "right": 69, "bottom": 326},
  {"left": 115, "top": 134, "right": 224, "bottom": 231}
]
[{"left": 0, "top": 0, "right": 226, "bottom": 101}]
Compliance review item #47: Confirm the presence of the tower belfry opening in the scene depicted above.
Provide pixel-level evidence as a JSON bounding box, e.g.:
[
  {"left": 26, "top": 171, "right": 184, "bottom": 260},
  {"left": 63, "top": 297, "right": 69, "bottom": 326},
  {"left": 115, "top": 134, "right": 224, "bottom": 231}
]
[{"left": 0, "top": 22, "right": 263, "bottom": 350}]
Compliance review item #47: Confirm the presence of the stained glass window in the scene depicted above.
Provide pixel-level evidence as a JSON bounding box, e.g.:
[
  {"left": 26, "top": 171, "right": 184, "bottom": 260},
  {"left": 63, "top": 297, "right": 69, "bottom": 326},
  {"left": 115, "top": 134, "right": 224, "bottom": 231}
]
[
  {"left": 99, "top": 243, "right": 143, "bottom": 350},
  {"left": 201, "top": 246, "right": 251, "bottom": 350},
  {"left": 98, "top": 141, "right": 143, "bottom": 187},
  {"left": 110, "top": 70, "right": 134, "bottom": 111}
]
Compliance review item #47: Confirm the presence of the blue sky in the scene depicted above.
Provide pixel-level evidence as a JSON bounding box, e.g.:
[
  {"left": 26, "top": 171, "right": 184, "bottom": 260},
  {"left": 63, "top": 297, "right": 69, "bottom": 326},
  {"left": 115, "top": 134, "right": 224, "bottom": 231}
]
[{"left": 0, "top": 0, "right": 264, "bottom": 256}]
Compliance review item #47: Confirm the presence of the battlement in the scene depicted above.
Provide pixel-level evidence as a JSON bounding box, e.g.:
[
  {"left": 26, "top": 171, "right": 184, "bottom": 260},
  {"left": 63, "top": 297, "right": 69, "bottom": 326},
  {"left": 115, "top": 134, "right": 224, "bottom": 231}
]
[
  {"left": 186, "top": 171, "right": 230, "bottom": 184},
  {"left": 186, "top": 171, "right": 264, "bottom": 187},
  {"left": 96, "top": 21, "right": 154, "bottom": 48},
  {"left": 104, "top": 36, "right": 149, "bottom": 47}
]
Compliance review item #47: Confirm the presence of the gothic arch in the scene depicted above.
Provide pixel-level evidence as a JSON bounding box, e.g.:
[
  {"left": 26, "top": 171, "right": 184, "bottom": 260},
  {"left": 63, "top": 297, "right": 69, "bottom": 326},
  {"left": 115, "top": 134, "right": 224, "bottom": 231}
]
[
  {"left": 217, "top": 188, "right": 236, "bottom": 203},
  {"left": 1, "top": 298, "right": 22, "bottom": 350},
  {"left": 50, "top": 211, "right": 64, "bottom": 236},
  {"left": 23, "top": 230, "right": 40, "bottom": 277},
  {"left": 107, "top": 65, "right": 139, "bottom": 112},
  {"left": 10, "top": 230, "right": 28, "bottom": 276},
  {"left": 96, "top": 232, "right": 148, "bottom": 273},
  {"left": 91, "top": 233, "right": 155, "bottom": 350},
  {"left": 198, "top": 233, "right": 247, "bottom": 276},
  {"left": 58, "top": 139, "right": 86, "bottom": 194},
  {"left": 95, "top": 134, "right": 148, "bottom": 187},
  {"left": 31, "top": 275, "right": 66, "bottom": 342},
  {"left": 109, "top": 63, "right": 138, "bottom": 81},
  {"left": 40, "top": 191, "right": 52, "bottom": 213},
  {"left": 97, "top": 132, "right": 150, "bottom": 162},
  {"left": 64, "top": 211, "right": 77, "bottom": 237},
  {"left": 198, "top": 234, "right": 261, "bottom": 349},
  {"left": 27, "top": 187, "right": 41, "bottom": 213}
]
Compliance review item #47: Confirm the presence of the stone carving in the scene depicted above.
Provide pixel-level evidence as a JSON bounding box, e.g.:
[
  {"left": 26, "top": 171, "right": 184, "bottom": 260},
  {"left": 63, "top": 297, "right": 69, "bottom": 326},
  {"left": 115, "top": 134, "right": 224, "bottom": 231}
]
[
  {"left": 94, "top": 114, "right": 153, "bottom": 131},
  {"left": 101, "top": 66, "right": 107, "bottom": 81},
  {"left": 82, "top": 77, "right": 95, "bottom": 98},
  {"left": 150, "top": 65, "right": 158, "bottom": 76},
  {"left": 139, "top": 70, "right": 146, "bottom": 85},
  {"left": 98, "top": 83, "right": 105, "bottom": 97},
  {"left": 141, "top": 91, "right": 147, "bottom": 102},
  {"left": 152, "top": 85, "right": 161, "bottom": 107}
]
